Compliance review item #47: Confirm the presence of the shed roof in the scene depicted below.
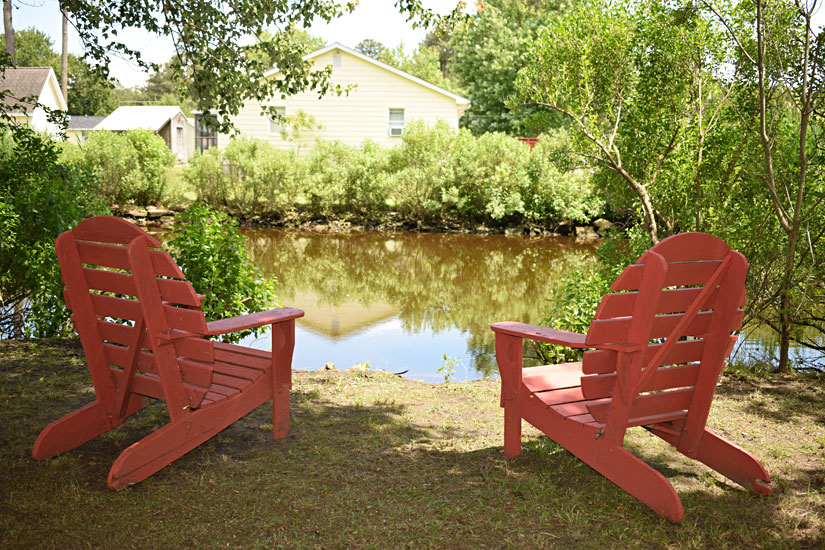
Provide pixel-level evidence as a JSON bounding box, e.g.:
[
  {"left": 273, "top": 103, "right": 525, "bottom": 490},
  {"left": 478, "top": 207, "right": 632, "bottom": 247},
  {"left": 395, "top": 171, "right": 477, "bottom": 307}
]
[
  {"left": 95, "top": 106, "right": 184, "bottom": 132},
  {"left": 67, "top": 115, "right": 107, "bottom": 130},
  {"left": 1, "top": 67, "right": 55, "bottom": 112}
]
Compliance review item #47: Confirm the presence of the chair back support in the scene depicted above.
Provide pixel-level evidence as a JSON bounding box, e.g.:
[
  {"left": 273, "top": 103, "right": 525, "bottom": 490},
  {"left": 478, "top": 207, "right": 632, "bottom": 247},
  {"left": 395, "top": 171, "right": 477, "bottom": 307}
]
[
  {"left": 56, "top": 216, "right": 214, "bottom": 422},
  {"left": 579, "top": 233, "right": 747, "bottom": 449}
]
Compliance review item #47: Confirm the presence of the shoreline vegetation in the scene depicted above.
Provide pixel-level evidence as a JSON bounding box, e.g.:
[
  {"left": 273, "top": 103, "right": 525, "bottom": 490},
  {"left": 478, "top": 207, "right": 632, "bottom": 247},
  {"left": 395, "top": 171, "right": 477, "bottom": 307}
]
[
  {"left": 1, "top": 339, "right": 823, "bottom": 548},
  {"left": 114, "top": 202, "right": 611, "bottom": 240}
]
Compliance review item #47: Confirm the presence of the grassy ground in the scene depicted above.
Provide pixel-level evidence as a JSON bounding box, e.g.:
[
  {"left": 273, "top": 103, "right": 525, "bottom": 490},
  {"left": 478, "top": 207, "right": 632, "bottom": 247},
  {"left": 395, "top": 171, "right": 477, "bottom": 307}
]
[{"left": 1, "top": 339, "right": 823, "bottom": 549}]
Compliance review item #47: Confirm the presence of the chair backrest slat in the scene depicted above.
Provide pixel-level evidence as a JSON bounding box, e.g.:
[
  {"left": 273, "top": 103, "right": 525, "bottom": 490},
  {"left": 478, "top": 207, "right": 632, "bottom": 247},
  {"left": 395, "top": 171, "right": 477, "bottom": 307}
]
[
  {"left": 586, "top": 309, "right": 743, "bottom": 346},
  {"left": 582, "top": 363, "right": 699, "bottom": 399},
  {"left": 75, "top": 241, "right": 185, "bottom": 279},
  {"left": 588, "top": 387, "right": 694, "bottom": 425},
  {"left": 612, "top": 260, "right": 722, "bottom": 291},
  {"left": 582, "top": 338, "right": 705, "bottom": 375}
]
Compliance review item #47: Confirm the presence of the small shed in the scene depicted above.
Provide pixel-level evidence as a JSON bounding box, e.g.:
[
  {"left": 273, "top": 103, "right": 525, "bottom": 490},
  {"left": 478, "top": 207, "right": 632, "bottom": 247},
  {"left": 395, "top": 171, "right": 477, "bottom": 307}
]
[{"left": 96, "top": 106, "right": 194, "bottom": 162}]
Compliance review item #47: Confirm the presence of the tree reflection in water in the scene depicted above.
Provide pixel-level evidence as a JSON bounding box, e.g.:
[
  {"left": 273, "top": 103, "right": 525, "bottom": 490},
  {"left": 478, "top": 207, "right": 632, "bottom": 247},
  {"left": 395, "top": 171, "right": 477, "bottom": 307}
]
[{"left": 240, "top": 229, "right": 597, "bottom": 381}]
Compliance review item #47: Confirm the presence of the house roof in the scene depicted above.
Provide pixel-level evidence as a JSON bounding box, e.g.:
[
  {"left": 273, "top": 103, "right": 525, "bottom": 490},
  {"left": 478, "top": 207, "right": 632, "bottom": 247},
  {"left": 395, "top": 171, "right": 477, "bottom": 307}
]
[
  {"left": 0, "top": 67, "right": 62, "bottom": 113},
  {"left": 264, "top": 42, "right": 470, "bottom": 106},
  {"left": 95, "top": 106, "right": 184, "bottom": 132},
  {"left": 67, "top": 115, "right": 107, "bottom": 130}
]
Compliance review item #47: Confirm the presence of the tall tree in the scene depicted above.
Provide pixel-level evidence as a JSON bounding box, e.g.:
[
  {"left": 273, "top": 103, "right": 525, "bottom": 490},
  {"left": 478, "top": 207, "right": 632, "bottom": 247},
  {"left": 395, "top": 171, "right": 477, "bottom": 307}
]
[
  {"left": 451, "top": 3, "right": 562, "bottom": 135},
  {"left": 1, "top": 28, "right": 116, "bottom": 115},
  {"left": 355, "top": 38, "right": 386, "bottom": 59},
  {"left": 713, "top": 0, "right": 825, "bottom": 370},
  {"left": 2, "top": 0, "right": 12, "bottom": 58},
  {"left": 60, "top": 8, "right": 68, "bottom": 103}
]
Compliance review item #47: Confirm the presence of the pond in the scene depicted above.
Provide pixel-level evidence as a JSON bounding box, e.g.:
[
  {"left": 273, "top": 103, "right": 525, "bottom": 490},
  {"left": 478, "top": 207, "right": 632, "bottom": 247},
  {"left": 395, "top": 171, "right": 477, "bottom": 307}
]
[{"left": 237, "top": 229, "right": 598, "bottom": 382}]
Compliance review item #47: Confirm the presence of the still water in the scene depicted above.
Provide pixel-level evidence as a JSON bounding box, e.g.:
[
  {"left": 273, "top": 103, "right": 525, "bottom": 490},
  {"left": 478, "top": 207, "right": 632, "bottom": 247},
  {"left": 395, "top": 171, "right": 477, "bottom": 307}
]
[
  {"left": 238, "top": 229, "right": 598, "bottom": 382},
  {"left": 235, "top": 228, "right": 823, "bottom": 381}
]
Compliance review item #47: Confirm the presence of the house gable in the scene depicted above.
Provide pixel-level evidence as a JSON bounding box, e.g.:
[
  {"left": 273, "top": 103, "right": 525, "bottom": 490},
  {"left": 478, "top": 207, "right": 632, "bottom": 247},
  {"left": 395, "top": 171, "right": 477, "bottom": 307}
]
[{"left": 223, "top": 43, "right": 468, "bottom": 151}]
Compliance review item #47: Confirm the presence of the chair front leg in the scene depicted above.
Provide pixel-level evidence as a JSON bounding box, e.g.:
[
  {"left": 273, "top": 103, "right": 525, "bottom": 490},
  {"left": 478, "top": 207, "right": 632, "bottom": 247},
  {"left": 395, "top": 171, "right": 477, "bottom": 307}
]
[
  {"left": 496, "top": 332, "right": 523, "bottom": 458},
  {"left": 271, "top": 319, "right": 296, "bottom": 440}
]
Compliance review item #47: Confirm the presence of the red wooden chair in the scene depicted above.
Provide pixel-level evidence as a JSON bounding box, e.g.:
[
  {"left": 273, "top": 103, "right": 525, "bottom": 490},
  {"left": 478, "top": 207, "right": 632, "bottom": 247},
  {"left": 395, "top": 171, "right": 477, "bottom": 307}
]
[
  {"left": 491, "top": 232, "right": 771, "bottom": 522},
  {"left": 33, "top": 216, "right": 304, "bottom": 489}
]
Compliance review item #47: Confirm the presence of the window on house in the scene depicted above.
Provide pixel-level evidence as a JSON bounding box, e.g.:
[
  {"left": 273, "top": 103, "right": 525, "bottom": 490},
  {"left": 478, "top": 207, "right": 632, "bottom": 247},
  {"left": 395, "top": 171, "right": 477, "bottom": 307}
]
[
  {"left": 333, "top": 54, "right": 342, "bottom": 68},
  {"left": 388, "top": 108, "right": 405, "bottom": 137},
  {"left": 269, "top": 106, "right": 286, "bottom": 135}
]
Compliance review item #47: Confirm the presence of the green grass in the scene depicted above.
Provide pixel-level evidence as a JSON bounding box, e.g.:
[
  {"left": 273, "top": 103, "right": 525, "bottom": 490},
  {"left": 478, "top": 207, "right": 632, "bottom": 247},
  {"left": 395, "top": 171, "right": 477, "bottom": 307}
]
[{"left": 1, "top": 339, "right": 823, "bottom": 549}]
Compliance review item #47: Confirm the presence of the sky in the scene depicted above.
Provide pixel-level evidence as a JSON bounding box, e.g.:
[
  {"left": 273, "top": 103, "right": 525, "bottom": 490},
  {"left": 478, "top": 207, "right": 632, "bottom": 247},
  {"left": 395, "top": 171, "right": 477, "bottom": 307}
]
[{"left": 8, "top": 0, "right": 467, "bottom": 88}]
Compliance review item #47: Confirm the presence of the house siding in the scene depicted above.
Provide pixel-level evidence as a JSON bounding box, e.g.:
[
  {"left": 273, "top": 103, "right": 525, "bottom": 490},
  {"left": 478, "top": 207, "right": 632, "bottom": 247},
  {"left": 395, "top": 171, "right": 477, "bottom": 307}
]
[{"left": 219, "top": 49, "right": 462, "bottom": 151}]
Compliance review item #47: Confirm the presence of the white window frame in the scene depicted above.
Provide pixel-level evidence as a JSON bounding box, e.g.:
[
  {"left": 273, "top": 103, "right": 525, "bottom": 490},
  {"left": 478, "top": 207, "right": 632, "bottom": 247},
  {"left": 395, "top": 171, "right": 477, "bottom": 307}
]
[
  {"left": 388, "top": 108, "right": 405, "bottom": 137},
  {"left": 268, "top": 106, "right": 287, "bottom": 135}
]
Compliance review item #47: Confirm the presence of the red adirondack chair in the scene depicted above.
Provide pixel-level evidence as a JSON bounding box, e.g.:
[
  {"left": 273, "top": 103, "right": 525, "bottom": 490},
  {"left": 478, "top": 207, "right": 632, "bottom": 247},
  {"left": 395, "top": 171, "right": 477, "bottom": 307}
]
[
  {"left": 491, "top": 232, "right": 771, "bottom": 522},
  {"left": 33, "top": 216, "right": 304, "bottom": 489}
]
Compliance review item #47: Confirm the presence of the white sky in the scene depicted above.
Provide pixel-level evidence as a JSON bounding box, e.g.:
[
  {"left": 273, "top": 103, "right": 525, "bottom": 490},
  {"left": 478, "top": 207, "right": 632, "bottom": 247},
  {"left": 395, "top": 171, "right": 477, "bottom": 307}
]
[{"left": 9, "top": 0, "right": 467, "bottom": 88}]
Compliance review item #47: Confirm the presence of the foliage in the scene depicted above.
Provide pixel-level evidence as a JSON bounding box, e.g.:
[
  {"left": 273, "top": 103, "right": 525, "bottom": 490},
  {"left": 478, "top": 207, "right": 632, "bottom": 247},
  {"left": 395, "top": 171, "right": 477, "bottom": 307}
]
[
  {"left": 167, "top": 204, "right": 278, "bottom": 343},
  {"left": 61, "top": 129, "right": 176, "bottom": 206},
  {"left": 437, "top": 354, "right": 462, "bottom": 383},
  {"left": 0, "top": 126, "right": 106, "bottom": 338},
  {"left": 450, "top": 3, "right": 562, "bottom": 135},
  {"left": 304, "top": 138, "right": 392, "bottom": 219}
]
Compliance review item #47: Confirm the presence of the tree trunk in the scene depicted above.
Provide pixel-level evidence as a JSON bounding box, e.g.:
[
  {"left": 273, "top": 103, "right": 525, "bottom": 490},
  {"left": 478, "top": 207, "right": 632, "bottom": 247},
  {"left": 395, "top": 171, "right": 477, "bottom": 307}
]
[
  {"left": 61, "top": 8, "right": 68, "bottom": 103},
  {"left": 3, "top": 0, "right": 14, "bottom": 59}
]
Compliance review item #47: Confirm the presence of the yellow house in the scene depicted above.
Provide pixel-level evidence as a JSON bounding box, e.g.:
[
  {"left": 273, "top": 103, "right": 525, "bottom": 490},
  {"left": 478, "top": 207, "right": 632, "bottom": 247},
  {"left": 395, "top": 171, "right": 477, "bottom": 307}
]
[
  {"left": 0, "top": 67, "right": 67, "bottom": 135},
  {"left": 205, "top": 43, "right": 469, "bottom": 151}
]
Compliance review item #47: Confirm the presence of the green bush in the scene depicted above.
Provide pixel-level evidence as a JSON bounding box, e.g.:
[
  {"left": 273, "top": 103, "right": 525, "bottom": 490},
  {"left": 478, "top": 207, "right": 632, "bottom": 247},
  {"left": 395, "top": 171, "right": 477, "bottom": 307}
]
[
  {"left": 180, "top": 124, "right": 605, "bottom": 226},
  {"left": 389, "top": 120, "right": 457, "bottom": 221},
  {"left": 185, "top": 148, "right": 227, "bottom": 207},
  {"left": 167, "top": 204, "right": 279, "bottom": 343},
  {"left": 187, "top": 139, "right": 300, "bottom": 217},
  {"left": 526, "top": 131, "right": 605, "bottom": 224},
  {"left": 62, "top": 129, "right": 176, "bottom": 205},
  {"left": 302, "top": 139, "right": 391, "bottom": 219},
  {"left": 0, "top": 126, "right": 107, "bottom": 338}
]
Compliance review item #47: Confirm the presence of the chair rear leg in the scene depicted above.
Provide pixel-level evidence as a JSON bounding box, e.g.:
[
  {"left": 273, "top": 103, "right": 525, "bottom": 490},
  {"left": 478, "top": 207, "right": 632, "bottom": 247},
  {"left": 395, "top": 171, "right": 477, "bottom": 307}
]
[
  {"left": 692, "top": 429, "right": 772, "bottom": 495},
  {"left": 33, "top": 397, "right": 144, "bottom": 460}
]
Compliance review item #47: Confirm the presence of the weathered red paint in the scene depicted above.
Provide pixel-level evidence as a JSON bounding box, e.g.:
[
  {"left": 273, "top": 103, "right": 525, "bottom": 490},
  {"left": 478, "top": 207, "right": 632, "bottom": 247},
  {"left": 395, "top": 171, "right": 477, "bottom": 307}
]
[
  {"left": 33, "top": 216, "right": 304, "bottom": 489},
  {"left": 491, "top": 232, "right": 772, "bottom": 523}
]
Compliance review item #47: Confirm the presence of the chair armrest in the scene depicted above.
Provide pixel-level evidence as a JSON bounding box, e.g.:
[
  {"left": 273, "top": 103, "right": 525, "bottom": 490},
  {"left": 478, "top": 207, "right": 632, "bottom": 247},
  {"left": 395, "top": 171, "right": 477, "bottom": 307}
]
[
  {"left": 206, "top": 307, "right": 304, "bottom": 336},
  {"left": 491, "top": 321, "right": 588, "bottom": 348}
]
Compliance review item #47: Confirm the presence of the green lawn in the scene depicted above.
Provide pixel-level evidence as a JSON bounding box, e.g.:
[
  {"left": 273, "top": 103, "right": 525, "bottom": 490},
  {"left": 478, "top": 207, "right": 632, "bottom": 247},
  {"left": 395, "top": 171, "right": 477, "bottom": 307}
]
[{"left": 1, "top": 339, "right": 823, "bottom": 549}]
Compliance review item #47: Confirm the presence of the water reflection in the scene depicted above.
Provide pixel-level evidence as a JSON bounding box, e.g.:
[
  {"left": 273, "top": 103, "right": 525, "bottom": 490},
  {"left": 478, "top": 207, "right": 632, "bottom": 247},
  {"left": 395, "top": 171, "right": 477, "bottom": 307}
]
[{"left": 239, "top": 229, "right": 598, "bottom": 381}]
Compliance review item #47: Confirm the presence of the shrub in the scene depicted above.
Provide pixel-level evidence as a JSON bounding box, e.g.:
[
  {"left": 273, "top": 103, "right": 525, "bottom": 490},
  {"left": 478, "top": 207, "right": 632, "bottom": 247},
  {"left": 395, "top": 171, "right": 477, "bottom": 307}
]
[
  {"left": 0, "top": 126, "right": 107, "bottom": 338},
  {"left": 185, "top": 148, "right": 227, "bottom": 207},
  {"left": 526, "top": 131, "right": 604, "bottom": 224},
  {"left": 302, "top": 139, "right": 391, "bottom": 219},
  {"left": 167, "top": 204, "right": 279, "bottom": 343},
  {"left": 186, "top": 139, "right": 300, "bottom": 217},
  {"left": 388, "top": 120, "right": 457, "bottom": 221},
  {"left": 62, "top": 129, "right": 176, "bottom": 205}
]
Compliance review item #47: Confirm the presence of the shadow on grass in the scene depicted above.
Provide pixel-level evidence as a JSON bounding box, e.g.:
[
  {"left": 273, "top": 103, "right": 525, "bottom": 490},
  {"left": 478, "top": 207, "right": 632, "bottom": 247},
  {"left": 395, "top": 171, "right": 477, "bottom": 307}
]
[{"left": 1, "top": 340, "right": 823, "bottom": 549}]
